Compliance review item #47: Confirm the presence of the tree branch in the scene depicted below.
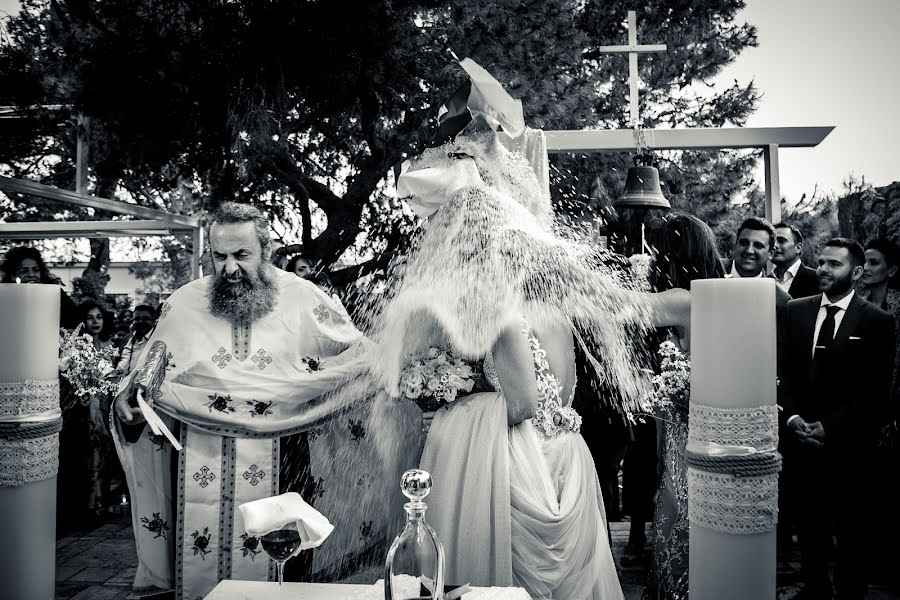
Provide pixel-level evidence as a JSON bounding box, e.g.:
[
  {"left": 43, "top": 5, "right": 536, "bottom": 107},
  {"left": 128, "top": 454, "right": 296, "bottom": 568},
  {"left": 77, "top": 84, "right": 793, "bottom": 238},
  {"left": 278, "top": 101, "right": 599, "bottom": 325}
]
[{"left": 268, "top": 149, "right": 318, "bottom": 249}]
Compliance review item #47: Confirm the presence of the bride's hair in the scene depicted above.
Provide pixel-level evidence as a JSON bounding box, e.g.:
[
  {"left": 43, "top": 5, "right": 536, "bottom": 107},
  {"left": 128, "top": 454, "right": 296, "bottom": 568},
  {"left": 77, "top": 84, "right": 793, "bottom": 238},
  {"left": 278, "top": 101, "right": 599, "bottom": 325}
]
[{"left": 652, "top": 212, "right": 725, "bottom": 292}]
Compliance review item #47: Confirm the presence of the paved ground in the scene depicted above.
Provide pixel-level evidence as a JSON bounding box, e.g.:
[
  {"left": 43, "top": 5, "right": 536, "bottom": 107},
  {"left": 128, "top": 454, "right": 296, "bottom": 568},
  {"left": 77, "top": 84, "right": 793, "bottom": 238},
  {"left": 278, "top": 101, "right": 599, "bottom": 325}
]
[{"left": 55, "top": 513, "right": 898, "bottom": 599}]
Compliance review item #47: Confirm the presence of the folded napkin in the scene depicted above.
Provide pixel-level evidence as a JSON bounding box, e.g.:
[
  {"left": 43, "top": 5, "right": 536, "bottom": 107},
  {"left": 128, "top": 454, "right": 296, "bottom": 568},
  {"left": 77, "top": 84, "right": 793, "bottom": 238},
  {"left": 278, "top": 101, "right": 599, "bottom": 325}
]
[{"left": 238, "top": 492, "right": 334, "bottom": 550}]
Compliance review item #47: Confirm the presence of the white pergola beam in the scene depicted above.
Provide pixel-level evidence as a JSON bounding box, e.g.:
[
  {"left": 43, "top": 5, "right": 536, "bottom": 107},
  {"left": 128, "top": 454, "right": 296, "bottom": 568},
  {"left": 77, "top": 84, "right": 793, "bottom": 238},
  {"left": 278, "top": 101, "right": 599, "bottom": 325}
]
[
  {"left": 543, "top": 126, "right": 834, "bottom": 153},
  {"left": 764, "top": 144, "right": 782, "bottom": 224},
  {"left": 0, "top": 175, "right": 200, "bottom": 229},
  {"left": 0, "top": 220, "right": 197, "bottom": 239}
]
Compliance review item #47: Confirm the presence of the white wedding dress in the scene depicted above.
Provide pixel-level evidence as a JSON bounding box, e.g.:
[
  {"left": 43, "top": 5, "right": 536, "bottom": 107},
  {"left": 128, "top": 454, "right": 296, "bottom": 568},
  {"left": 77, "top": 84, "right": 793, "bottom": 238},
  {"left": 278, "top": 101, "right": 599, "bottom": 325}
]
[{"left": 419, "top": 327, "right": 625, "bottom": 600}]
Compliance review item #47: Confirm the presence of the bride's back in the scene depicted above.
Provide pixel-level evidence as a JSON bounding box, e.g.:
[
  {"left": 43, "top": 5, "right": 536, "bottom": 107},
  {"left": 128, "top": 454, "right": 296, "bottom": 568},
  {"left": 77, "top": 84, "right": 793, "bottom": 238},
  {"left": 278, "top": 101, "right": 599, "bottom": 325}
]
[{"left": 528, "top": 316, "right": 577, "bottom": 406}]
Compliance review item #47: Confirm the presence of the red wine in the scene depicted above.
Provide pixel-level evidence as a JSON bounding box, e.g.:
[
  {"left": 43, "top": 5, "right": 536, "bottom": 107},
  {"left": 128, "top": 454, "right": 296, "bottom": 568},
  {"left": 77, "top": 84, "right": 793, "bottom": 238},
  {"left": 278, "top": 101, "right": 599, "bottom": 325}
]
[{"left": 260, "top": 529, "right": 302, "bottom": 561}]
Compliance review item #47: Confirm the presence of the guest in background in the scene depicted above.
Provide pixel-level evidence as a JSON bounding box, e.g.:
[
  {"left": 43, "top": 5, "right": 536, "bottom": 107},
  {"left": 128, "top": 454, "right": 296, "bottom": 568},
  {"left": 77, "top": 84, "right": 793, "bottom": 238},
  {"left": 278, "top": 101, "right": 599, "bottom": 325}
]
[
  {"left": 620, "top": 408, "right": 656, "bottom": 567},
  {"left": 727, "top": 217, "right": 776, "bottom": 278},
  {"left": 858, "top": 238, "right": 900, "bottom": 387},
  {"left": 79, "top": 300, "right": 113, "bottom": 349},
  {"left": 0, "top": 245, "right": 79, "bottom": 328},
  {"left": 727, "top": 217, "right": 792, "bottom": 315},
  {"left": 572, "top": 251, "right": 636, "bottom": 533},
  {"left": 76, "top": 300, "right": 116, "bottom": 518},
  {"left": 645, "top": 213, "right": 725, "bottom": 600},
  {"left": 116, "top": 304, "right": 158, "bottom": 374},
  {"left": 772, "top": 222, "right": 820, "bottom": 298},
  {"left": 286, "top": 253, "right": 315, "bottom": 279},
  {"left": 58, "top": 300, "right": 114, "bottom": 531},
  {"left": 111, "top": 325, "right": 131, "bottom": 351},
  {"left": 779, "top": 238, "right": 895, "bottom": 599},
  {"left": 572, "top": 349, "right": 629, "bottom": 530},
  {"left": 117, "top": 309, "right": 133, "bottom": 332},
  {"left": 857, "top": 237, "right": 900, "bottom": 593}
]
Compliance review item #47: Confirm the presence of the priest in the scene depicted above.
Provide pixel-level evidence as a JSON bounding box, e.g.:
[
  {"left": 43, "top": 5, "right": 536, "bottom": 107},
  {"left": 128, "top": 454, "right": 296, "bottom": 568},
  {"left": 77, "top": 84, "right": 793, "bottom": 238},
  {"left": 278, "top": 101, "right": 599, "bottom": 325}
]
[{"left": 112, "top": 202, "right": 416, "bottom": 600}]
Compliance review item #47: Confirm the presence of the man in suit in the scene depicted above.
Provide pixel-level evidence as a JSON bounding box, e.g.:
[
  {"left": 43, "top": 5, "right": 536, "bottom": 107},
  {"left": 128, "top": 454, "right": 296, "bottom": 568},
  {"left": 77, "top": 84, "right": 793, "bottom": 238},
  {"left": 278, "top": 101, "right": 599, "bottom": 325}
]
[
  {"left": 115, "top": 304, "right": 158, "bottom": 373},
  {"left": 728, "top": 216, "right": 776, "bottom": 278},
  {"left": 727, "top": 216, "right": 792, "bottom": 311},
  {"left": 779, "top": 238, "right": 895, "bottom": 599},
  {"left": 772, "top": 222, "right": 820, "bottom": 298}
]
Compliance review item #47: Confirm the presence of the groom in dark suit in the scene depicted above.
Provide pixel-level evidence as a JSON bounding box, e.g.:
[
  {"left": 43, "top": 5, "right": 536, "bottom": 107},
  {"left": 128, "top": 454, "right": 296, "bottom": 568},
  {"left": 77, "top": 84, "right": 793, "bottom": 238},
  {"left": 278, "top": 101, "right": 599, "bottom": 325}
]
[{"left": 779, "top": 238, "right": 895, "bottom": 599}]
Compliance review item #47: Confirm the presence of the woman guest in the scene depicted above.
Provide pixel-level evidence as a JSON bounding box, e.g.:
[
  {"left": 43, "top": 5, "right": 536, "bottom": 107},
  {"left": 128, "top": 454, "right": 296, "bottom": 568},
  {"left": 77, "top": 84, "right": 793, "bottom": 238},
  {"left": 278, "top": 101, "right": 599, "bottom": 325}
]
[
  {"left": 858, "top": 238, "right": 900, "bottom": 387},
  {"left": 857, "top": 237, "right": 900, "bottom": 594},
  {"left": 58, "top": 300, "right": 116, "bottom": 530},
  {"left": 285, "top": 253, "right": 315, "bottom": 279},
  {"left": 0, "top": 245, "right": 79, "bottom": 328},
  {"left": 645, "top": 213, "right": 725, "bottom": 600}
]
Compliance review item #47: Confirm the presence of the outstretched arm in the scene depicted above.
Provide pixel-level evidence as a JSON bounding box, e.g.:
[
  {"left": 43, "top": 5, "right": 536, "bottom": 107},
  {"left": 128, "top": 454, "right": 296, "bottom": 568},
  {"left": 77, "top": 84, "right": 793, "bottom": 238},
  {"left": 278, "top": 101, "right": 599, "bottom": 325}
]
[{"left": 642, "top": 288, "right": 692, "bottom": 346}]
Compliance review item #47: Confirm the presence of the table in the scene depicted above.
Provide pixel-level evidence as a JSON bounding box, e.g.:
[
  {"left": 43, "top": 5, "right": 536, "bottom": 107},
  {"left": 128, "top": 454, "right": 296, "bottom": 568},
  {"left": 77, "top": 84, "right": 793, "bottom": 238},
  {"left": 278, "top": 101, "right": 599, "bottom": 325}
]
[
  {"left": 205, "top": 580, "right": 370, "bottom": 599},
  {"left": 205, "top": 579, "right": 532, "bottom": 599}
]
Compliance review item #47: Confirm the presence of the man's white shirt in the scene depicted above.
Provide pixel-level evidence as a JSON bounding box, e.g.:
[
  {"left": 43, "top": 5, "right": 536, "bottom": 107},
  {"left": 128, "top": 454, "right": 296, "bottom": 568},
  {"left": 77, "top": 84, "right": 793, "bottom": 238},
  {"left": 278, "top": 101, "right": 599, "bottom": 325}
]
[
  {"left": 810, "top": 290, "right": 855, "bottom": 357},
  {"left": 786, "top": 290, "right": 855, "bottom": 428},
  {"left": 729, "top": 262, "right": 765, "bottom": 278},
  {"left": 773, "top": 258, "right": 802, "bottom": 293}
]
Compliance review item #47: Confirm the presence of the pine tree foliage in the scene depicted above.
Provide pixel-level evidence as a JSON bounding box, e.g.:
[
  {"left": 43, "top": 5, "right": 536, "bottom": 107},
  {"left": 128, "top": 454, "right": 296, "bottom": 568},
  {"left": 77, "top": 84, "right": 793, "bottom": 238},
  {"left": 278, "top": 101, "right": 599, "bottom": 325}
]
[{"left": 1, "top": 0, "right": 763, "bottom": 286}]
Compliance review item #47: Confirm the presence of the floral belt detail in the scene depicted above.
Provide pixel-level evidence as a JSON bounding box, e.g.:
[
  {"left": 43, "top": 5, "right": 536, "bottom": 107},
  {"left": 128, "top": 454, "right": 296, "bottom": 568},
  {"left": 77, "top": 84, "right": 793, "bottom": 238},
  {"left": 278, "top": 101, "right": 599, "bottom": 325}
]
[
  {"left": 522, "top": 320, "right": 582, "bottom": 438},
  {"left": 534, "top": 403, "right": 582, "bottom": 437}
]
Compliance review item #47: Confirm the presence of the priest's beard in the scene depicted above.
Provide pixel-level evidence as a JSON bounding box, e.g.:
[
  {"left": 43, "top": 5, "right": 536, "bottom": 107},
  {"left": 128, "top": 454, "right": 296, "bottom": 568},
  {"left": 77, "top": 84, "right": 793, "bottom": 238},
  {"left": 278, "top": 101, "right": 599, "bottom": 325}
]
[{"left": 208, "top": 263, "right": 278, "bottom": 325}]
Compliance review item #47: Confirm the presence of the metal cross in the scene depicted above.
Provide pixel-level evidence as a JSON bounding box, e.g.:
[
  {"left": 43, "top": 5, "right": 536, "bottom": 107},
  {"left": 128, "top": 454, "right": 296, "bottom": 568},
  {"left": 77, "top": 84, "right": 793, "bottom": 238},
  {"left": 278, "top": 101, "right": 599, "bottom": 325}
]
[
  {"left": 596, "top": 10, "right": 667, "bottom": 127},
  {"left": 193, "top": 466, "right": 216, "bottom": 488}
]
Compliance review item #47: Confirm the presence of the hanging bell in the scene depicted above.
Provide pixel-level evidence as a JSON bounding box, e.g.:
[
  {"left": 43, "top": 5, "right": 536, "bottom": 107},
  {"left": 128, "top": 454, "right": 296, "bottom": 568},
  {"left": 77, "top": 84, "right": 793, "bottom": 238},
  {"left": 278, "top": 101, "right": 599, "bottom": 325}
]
[{"left": 615, "top": 156, "right": 670, "bottom": 210}]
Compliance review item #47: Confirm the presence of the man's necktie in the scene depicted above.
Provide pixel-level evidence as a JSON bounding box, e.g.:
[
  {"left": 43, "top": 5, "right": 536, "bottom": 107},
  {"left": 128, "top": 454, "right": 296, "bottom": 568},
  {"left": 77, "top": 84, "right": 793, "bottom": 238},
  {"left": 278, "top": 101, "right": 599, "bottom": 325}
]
[{"left": 815, "top": 305, "right": 841, "bottom": 357}]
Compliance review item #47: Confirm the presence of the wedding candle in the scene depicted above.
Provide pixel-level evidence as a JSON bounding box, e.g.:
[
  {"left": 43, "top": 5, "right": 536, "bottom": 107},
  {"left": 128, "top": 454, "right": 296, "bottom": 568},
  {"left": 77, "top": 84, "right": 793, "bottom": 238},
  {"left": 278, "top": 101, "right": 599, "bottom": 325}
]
[
  {"left": 687, "top": 278, "right": 777, "bottom": 600},
  {"left": 0, "top": 283, "right": 61, "bottom": 600},
  {"left": 0, "top": 283, "right": 61, "bottom": 383}
]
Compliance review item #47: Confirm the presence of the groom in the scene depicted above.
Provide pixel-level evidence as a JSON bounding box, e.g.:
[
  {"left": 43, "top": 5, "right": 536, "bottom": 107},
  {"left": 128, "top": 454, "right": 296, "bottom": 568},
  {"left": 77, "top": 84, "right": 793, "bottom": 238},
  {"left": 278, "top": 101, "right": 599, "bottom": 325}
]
[
  {"left": 779, "top": 238, "right": 895, "bottom": 599},
  {"left": 113, "top": 202, "right": 378, "bottom": 600}
]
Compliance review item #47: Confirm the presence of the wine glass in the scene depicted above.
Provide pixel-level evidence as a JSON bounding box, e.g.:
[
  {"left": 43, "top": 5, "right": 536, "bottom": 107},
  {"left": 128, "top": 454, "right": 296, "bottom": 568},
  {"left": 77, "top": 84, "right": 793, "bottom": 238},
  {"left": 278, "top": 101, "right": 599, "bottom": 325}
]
[{"left": 259, "top": 521, "right": 303, "bottom": 588}]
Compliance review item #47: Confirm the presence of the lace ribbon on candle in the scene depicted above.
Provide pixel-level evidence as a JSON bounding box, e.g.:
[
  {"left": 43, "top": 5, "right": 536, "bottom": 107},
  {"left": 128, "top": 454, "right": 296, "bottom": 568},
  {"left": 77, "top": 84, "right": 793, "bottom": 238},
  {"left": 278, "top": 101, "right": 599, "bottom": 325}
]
[
  {"left": 688, "top": 403, "right": 778, "bottom": 451},
  {"left": 0, "top": 431, "right": 60, "bottom": 487},
  {"left": 0, "top": 379, "right": 60, "bottom": 420},
  {"left": 687, "top": 469, "right": 778, "bottom": 535},
  {"left": 686, "top": 403, "right": 780, "bottom": 534}
]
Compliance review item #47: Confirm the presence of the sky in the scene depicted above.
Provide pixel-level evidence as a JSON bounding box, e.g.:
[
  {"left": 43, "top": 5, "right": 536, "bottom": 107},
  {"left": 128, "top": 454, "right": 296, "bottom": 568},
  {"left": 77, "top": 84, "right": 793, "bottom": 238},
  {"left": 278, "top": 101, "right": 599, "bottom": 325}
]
[
  {"left": 711, "top": 0, "right": 900, "bottom": 203},
  {"left": 2, "top": 0, "right": 898, "bottom": 209}
]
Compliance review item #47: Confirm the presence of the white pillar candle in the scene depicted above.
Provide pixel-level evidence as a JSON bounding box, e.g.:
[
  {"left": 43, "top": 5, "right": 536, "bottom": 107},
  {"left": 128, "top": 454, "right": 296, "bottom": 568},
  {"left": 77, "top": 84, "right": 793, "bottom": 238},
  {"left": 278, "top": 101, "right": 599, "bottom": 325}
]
[
  {"left": 0, "top": 283, "right": 61, "bottom": 600},
  {"left": 0, "top": 284, "right": 61, "bottom": 382},
  {"left": 688, "top": 278, "right": 777, "bottom": 600}
]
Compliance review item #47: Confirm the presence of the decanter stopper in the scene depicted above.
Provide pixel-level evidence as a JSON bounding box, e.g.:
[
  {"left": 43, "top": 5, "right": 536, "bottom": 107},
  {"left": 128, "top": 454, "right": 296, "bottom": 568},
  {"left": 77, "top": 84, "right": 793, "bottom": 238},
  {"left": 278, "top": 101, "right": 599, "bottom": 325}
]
[{"left": 401, "top": 469, "right": 432, "bottom": 505}]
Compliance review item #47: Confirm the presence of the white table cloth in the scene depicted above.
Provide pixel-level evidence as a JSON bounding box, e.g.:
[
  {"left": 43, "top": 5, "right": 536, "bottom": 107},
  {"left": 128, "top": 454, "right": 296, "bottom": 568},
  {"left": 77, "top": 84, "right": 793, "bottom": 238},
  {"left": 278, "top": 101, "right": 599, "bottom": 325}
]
[
  {"left": 204, "top": 579, "right": 533, "bottom": 599},
  {"left": 204, "top": 580, "right": 368, "bottom": 599}
]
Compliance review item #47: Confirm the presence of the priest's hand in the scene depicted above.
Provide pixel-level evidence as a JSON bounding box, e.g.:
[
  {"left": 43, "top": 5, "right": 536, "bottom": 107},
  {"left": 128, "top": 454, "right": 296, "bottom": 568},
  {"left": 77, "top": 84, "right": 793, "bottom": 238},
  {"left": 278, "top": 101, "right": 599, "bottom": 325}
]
[{"left": 114, "top": 382, "right": 145, "bottom": 425}]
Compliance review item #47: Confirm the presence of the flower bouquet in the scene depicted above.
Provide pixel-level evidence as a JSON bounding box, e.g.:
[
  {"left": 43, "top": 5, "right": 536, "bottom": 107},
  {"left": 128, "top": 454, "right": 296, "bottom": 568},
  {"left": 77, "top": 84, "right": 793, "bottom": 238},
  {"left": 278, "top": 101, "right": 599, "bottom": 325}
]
[
  {"left": 398, "top": 346, "right": 481, "bottom": 412},
  {"left": 59, "top": 324, "right": 121, "bottom": 403},
  {"left": 639, "top": 340, "right": 690, "bottom": 418}
]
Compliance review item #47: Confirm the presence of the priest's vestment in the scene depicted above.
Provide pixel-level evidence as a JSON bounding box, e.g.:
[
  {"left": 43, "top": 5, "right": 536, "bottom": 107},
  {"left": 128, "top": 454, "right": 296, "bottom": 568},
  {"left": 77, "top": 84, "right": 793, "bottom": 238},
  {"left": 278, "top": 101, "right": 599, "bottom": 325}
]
[{"left": 112, "top": 269, "right": 418, "bottom": 600}]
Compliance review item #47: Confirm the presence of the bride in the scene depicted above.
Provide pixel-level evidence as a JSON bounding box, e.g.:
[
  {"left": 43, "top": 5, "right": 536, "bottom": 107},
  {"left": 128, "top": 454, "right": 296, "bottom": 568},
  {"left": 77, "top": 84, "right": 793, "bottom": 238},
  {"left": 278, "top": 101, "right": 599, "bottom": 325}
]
[
  {"left": 375, "top": 119, "right": 689, "bottom": 598},
  {"left": 422, "top": 314, "right": 623, "bottom": 599}
]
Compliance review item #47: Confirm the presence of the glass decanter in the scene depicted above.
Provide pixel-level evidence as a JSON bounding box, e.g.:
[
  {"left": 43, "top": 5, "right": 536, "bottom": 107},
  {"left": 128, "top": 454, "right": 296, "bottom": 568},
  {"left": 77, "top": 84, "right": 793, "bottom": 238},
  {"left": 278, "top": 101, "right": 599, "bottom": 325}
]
[{"left": 384, "top": 469, "right": 445, "bottom": 600}]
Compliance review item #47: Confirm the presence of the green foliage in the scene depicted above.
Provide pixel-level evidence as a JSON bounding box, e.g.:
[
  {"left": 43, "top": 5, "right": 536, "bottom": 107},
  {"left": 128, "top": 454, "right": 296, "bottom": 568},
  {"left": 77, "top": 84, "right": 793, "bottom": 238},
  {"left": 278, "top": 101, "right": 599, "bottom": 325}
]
[
  {"left": 782, "top": 190, "right": 839, "bottom": 265},
  {"left": 1, "top": 0, "right": 764, "bottom": 289}
]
